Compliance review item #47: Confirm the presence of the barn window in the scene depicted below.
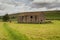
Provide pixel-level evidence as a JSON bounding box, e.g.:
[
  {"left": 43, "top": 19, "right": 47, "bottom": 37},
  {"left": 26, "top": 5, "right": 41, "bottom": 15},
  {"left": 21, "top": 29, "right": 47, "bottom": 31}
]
[{"left": 30, "top": 16, "right": 33, "bottom": 18}]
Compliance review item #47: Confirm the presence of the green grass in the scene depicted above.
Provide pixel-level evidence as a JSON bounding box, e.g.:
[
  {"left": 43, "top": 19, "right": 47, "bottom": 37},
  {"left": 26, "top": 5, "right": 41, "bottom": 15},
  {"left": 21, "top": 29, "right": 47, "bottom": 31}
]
[
  {"left": 3, "top": 23, "right": 29, "bottom": 40},
  {"left": 0, "top": 20, "right": 60, "bottom": 40},
  {"left": 9, "top": 20, "right": 60, "bottom": 40}
]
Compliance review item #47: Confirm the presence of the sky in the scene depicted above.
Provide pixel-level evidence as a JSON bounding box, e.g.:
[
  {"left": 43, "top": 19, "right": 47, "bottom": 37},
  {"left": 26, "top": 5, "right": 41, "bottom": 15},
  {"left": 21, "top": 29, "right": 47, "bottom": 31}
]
[{"left": 0, "top": 0, "right": 60, "bottom": 16}]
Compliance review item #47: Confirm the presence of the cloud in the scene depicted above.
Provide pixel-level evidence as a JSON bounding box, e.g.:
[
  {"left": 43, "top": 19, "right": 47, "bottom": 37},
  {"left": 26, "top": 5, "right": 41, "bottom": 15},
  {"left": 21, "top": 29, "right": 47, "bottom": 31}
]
[
  {"left": 0, "top": 0, "right": 60, "bottom": 16},
  {"left": 30, "top": 0, "right": 60, "bottom": 9}
]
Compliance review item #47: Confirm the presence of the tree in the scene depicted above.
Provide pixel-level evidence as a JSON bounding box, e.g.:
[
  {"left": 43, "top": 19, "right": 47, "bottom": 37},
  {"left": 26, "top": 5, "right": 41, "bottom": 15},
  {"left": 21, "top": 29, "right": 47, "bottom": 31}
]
[{"left": 2, "top": 14, "right": 10, "bottom": 22}]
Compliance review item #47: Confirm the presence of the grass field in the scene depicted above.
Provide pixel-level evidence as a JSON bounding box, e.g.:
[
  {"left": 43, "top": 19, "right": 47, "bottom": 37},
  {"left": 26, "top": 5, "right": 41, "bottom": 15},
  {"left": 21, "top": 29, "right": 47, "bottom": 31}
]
[{"left": 0, "top": 20, "right": 60, "bottom": 40}]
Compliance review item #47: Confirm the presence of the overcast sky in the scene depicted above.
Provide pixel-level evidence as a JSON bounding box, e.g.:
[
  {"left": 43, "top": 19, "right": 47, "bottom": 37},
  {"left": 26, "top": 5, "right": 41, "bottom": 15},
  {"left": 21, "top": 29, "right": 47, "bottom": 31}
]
[{"left": 0, "top": 0, "right": 60, "bottom": 16}]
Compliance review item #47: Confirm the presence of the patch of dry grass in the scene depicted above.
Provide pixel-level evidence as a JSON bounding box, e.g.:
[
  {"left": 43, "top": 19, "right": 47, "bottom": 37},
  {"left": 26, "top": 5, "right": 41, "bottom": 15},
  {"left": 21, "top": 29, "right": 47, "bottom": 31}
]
[
  {"left": 8, "top": 20, "right": 60, "bottom": 40},
  {"left": 0, "top": 20, "right": 60, "bottom": 40}
]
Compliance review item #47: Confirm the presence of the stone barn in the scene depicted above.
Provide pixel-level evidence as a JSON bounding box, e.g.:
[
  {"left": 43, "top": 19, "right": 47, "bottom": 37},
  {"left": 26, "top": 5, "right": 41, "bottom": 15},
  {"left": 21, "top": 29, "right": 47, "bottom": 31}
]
[{"left": 17, "top": 12, "right": 46, "bottom": 23}]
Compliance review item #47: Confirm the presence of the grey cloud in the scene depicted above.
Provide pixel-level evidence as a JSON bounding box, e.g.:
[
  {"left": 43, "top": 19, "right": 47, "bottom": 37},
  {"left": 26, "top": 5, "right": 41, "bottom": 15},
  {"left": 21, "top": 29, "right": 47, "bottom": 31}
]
[
  {"left": 0, "top": 0, "right": 60, "bottom": 16},
  {"left": 30, "top": 0, "right": 60, "bottom": 9}
]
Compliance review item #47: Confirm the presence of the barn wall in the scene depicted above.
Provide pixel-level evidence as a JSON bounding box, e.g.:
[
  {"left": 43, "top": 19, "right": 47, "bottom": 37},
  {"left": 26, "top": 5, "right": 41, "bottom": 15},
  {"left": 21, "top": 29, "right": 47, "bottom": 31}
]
[{"left": 17, "top": 12, "right": 45, "bottom": 23}]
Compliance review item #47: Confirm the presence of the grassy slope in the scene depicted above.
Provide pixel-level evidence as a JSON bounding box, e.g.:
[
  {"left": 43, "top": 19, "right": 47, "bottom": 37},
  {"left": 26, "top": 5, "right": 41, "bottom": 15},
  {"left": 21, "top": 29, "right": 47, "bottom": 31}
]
[{"left": 45, "top": 11, "right": 60, "bottom": 19}]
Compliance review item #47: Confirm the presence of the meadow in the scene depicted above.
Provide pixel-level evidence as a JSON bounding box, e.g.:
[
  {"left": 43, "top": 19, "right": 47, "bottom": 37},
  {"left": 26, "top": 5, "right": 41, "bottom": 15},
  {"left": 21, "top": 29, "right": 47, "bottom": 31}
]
[{"left": 0, "top": 20, "right": 60, "bottom": 40}]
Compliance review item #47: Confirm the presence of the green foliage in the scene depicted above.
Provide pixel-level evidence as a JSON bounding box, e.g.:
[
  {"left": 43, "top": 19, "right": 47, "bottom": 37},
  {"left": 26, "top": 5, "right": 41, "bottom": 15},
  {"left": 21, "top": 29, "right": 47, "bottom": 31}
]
[
  {"left": 11, "top": 16, "right": 16, "bottom": 19},
  {"left": 0, "top": 16, "right": 2, "bottom": 19},
  {"left": 2, "top": 14, "right": 10, "bottom": 22}
]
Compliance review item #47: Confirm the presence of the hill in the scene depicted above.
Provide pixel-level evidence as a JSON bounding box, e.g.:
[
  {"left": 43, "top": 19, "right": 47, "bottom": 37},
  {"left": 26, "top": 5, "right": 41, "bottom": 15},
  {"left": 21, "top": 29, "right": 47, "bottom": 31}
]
[
  {"left": 45, "top": 11, "right": 60, "bottom": 20},
  {"left": 9, "top": 11, "right": 60, "bottom": 21}
]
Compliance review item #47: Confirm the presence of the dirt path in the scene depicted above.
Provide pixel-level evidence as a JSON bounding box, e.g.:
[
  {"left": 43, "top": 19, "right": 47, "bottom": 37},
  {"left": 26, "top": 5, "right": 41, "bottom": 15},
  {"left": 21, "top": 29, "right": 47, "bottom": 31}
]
[{"left": 3, "top": 23, "right": 29, "bottom": 40}]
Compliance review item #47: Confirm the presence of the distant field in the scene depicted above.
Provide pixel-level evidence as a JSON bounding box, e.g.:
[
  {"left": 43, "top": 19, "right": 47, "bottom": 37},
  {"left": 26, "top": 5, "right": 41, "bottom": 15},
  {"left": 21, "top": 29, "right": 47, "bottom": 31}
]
[
  {"left": 45, "top": 11, "right": 60, "bottom": 19},
  {"left": 0, "top": 20, "right": 60, "bottom": 40}
]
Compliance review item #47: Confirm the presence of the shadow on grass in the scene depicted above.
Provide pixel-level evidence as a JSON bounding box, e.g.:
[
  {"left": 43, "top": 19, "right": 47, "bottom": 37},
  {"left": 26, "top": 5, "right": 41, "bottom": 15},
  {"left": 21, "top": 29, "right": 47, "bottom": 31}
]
[{"left": 3, "top": 23, "right": 29, "bottom": 40}]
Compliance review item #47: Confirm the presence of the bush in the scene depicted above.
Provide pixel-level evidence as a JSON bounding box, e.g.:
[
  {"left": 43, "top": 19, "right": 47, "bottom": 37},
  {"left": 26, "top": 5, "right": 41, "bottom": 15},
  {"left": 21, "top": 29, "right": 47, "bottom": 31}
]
[{"left": 2, "top": 14, "right": 10, "bottom": 22}]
